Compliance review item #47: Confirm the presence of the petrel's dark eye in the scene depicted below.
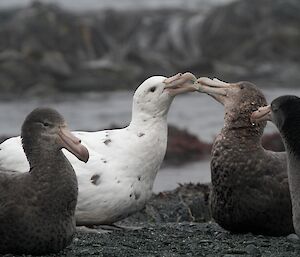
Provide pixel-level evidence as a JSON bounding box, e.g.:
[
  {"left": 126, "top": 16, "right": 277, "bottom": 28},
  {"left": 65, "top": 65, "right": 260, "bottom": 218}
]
[
  {"left": 149, "top": 86, "right": 156, "bottom": 92},
  {"left": 240, "top": 85, "right": 245, "bottom": 89},
  {"left": 43, "top": 122, "right": 50, "bottom": 127}
]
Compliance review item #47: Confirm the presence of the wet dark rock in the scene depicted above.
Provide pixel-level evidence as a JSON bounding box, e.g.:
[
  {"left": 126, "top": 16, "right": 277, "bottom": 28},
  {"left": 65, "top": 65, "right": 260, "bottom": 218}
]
[
  {"left": 120, "top": 183, "right": 211, "bottom": 224},
  {"left": 261, "top": 132, "right": 284, "bottom": 152},
  {"left": 166, "top": 125, "right": 211, "bottom": 165},
  {"left": 201, "top": 0, "right": 300, "bottom": 86},
  {"left": 287, "top": 233, "right": 299, "bottom": 243},
  {"left": 245, "top": 244, "right": 261, "bottom": 257}
]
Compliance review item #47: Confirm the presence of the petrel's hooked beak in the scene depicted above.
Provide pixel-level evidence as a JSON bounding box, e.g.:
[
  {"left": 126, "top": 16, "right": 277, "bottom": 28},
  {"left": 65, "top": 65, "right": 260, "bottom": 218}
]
[
  {"left": 194, "top": 77, "right": 229, "bottom": 95},
  {"left": 250, "top": 105, "right": 272, "bottom": 123},
  {"left": 192, "top": 77, "right": 231, "bottom": 105},
  {"left": 58, "top": 125, "right": 89, "bottom": 163},
  {"left": 163, "top": 72, "right": 197, "bottom": 96}
]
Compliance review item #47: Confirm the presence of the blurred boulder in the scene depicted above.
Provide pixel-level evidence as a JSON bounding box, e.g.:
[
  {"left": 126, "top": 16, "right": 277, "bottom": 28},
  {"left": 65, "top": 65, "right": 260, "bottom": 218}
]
[
  {"left": 201, "top": 0, "right": 300, "bottom": 86},
  {"left": 1, "top": 0, "right": 299, "bottom": 96},
  {"left": 261, "top": 132, "right": 285, "bottom": 152},
  {"left": 0, "top": 2, "right": 208, "bottom": 96},
  {"left": 165, "top": 125, "right": 211, "bottom": 165},
  {"left": 41, "top": 51, "right": 72, "bottom": 78}
]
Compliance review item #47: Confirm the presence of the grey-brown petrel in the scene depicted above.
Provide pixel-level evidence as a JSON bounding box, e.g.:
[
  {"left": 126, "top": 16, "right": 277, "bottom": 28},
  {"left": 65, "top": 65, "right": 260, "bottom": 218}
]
[
  {"left": 194, "top": 78, "right": 293, "bottom": 236},
  {"left": 0, "top": 108, "right": 89, "bottom": 254}
]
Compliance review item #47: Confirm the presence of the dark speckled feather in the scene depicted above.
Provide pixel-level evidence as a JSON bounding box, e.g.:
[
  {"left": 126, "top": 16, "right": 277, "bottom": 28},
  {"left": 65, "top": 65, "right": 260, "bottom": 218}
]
[
  {"left": 206, "top": 81, "right": 293, "bottom": 236},
  {"left": 0, "top": 108, "right": 80, "bottom": 255},
  {"left": 211, "top": 132, "right": 292, "bottom": 235}
]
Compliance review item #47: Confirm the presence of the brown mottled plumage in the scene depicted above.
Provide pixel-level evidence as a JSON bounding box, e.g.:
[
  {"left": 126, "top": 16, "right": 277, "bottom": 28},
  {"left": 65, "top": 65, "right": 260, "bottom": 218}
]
[
  {"left": 0, "top": 108, "right": 88, "bottom": 255},
  {"left": 196, "top": 78, "right": 293, "bottom": 236}
]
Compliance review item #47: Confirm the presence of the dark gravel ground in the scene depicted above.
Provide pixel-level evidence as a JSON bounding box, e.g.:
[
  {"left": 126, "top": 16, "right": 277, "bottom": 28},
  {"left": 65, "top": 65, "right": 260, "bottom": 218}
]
[
  {"left": 1, "top": 184, "right": 300, "bottom": 257},
  {"left": 2, "top": 222, "right": 300, "bottom": 257}
]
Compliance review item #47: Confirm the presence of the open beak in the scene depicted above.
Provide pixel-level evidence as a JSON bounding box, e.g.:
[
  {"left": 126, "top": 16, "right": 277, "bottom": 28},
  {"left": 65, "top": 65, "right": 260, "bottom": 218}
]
[
  {"left": 163, "top": 72, "right": 197, "bottom": 96},
  {"left": 58, "top": 126, "right": 89, "bottom": 163},
  {"left": 250, "top": 105, "right": 272, "bottom": 123},
  {"left": 193, "top": 77, "right": 230, "bottom": 104}
]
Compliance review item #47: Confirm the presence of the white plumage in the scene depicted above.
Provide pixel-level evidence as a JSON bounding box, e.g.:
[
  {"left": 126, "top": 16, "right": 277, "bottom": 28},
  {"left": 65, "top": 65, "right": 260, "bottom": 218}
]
[{"left": 0, "top": 74, "right": 196, "bottom": 225}]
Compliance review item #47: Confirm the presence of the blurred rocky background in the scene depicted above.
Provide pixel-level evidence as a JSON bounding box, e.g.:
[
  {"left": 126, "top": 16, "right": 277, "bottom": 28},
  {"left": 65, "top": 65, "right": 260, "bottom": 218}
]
[
  {"left": 0, "top": 0, "right": 299, "bottom": 98},
  {"left": 201, "top": 0, "right": 300, "bottom": 87}
]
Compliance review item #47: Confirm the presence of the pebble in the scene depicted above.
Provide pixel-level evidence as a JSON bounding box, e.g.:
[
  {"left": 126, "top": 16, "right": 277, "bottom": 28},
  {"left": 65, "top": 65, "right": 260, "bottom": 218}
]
[
  {"left": 287, "top": 233, "right": 299, "bottom": 243},
  {"left": 224, "top": 248, "right": 247, "bottom": 254},
  {"left": 215, "top": 232, "right": 227, "bottom": 239},
  {"left": 223, "top": 254, "right": 243, "bottom": 257},
  {"left": 243, "top": 240, "right": 256, "bottom": 245},
  {"left": 245, "top": 244, "right": 261, "bottom": 257},
  {"left": 198, "top": 239, "right": 213, "bottom": 244}
]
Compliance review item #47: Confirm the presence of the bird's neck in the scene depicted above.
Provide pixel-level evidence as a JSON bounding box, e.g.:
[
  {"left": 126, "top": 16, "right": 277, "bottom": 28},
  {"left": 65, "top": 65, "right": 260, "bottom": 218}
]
[
  {"left": 127, "top": 109, "right": 168, "bottom": 181},
  {"left": 287, "top": 152, "right": 300, "bottom": 189},
  {"left": 130, "top": 110, "right": 168, "bottom": 132},
  {"left": 29, "top": 149, "right": 76, "bottom": 190},
  {"left": 26, "top": 145, "right": 78, "bottom": 213},
  {"left": 25, "top": 144, "right": 71, "bottom": 177},
  {"left": 219, "top": 125, "right": 263, "bottom": 148},
  {"left": 286, "top": 150, "right": 300, "bottom": 234},
  {"left": 222, "top": 113, "right": 264, "bottom": 143},
  {"left": 28, "top": 149, "right": 73, "bottom": 179}
]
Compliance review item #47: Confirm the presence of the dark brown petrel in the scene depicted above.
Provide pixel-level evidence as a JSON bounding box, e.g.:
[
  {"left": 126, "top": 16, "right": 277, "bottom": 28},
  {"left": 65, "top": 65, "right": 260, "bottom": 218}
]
[
  {"left": 0, "top": 108, "right": 89, "bottom": 255},
  {"left": 194, "top": 77, "right": 293, "bottom": 236}
]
